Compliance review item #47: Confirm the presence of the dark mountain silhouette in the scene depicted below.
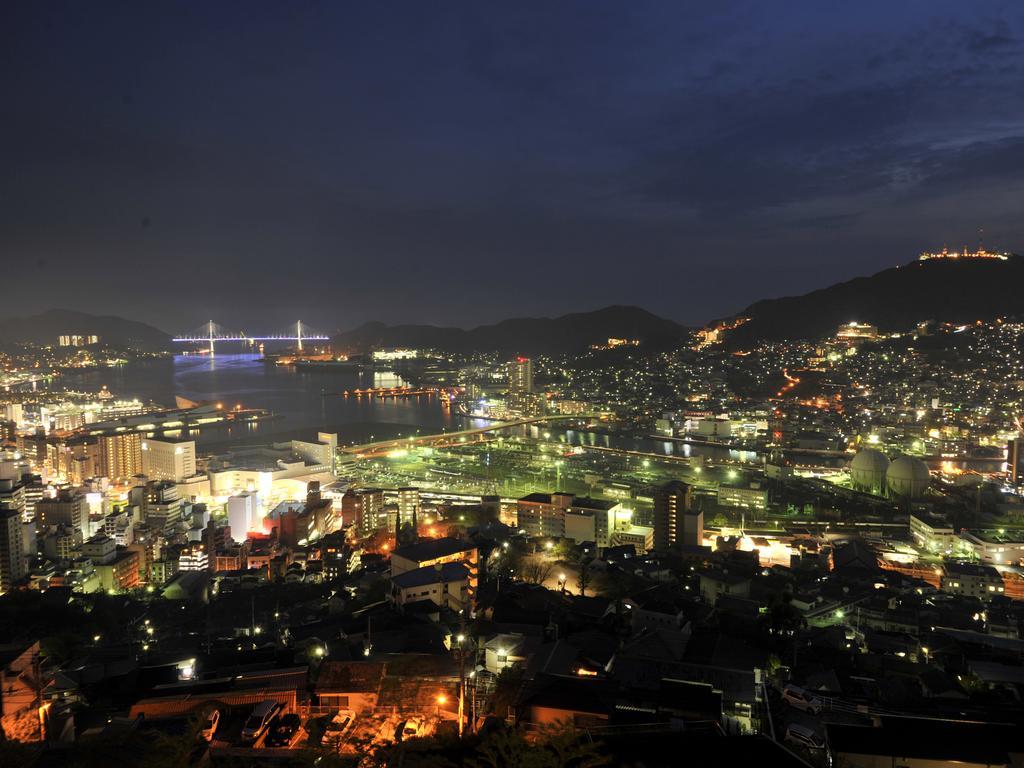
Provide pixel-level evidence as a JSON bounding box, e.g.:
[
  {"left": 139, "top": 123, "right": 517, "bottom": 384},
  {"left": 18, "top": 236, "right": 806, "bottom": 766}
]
[
  {"left": 0, "top": 309, "right": 171, "bottom": 349},
  {"left": 333, "top": 305, "right": 686, "bottom": 354},
  {"left": 723, "top": 255, "right": 1024, "bottom": 344}
]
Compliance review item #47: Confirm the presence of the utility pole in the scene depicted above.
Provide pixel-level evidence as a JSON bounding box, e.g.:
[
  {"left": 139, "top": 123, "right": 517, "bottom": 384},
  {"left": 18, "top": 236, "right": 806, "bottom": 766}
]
[
  {"left": 457, "top": 614, "right": 467, "bottom": 737},
  {"left": 470, "top": 671, "right": 477, "bottom": 733},
  {"left": 33, "top": 651, "right": 43, "bottom": 744}
]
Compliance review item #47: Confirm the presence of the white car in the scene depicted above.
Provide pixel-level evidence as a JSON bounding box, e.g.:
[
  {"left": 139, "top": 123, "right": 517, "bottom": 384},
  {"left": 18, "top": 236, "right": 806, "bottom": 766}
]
[
  {"left": 781, "top": 684, "right": 823, "bottom": 714},
  {"left": 199, "top": 708, "right": 220, "bottom": 742},
  {"left": 401, "top": 718, "right": 421, "bottom": 739},
  {"left": 323, "top": 709, "right": 354, "bottom": 746},
  {"left": 784, "top": 723, "right": 824, "bottom": 750}
]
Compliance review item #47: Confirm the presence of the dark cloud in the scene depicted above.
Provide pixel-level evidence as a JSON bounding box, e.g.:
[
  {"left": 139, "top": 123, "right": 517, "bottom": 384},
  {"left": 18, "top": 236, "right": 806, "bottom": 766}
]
[{"left": 1, "top": 1, "right": 1024, "bottom": 330}]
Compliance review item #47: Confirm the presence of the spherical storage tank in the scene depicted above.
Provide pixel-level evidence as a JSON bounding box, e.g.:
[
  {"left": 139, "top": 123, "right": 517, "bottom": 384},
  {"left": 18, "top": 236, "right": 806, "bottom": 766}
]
[
  {"left": 886, "top": 455, "right": 931, "bottom": 499},
  {"left": 850, "top": 449, "right": 890, "bottom": 494}
]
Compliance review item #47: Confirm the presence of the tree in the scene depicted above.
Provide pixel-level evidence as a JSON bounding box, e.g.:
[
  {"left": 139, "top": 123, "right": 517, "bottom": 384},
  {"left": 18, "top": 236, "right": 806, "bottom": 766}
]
[
  {"left": 574, "top": 560, "right": 591, "bottom": 598},
  {"left": 491, "top": 665, "right": 525, "bottom": 717},
  {"left": 467, "top": 726, "right": 609, "bottom": 768},
  {"left": 767, "top": 592, "right": 804, "bottom": 636},
  {"left": 519, "top": 558, "right": 555, "bottom": 586}
]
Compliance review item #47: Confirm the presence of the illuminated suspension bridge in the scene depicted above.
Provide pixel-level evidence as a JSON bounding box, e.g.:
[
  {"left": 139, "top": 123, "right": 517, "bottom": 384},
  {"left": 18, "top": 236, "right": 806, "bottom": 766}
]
[{"left": 172, "top": 320, "right": 330, "bottom": 354}]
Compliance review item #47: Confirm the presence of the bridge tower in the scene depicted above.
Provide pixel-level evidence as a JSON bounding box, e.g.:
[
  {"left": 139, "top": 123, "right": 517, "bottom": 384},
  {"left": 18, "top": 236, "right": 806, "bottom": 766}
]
[
  {"left": 208, "top": 320, "right": 216, "bottom": 356},
  {"left": 297, "top": 320, "right": 303, "bottom": 353}
]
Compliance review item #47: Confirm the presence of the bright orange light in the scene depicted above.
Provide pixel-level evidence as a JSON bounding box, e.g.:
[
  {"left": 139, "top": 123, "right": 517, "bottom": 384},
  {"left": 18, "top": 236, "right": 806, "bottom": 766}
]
[{"left": 437, "top": 694, "right": 447, "bottom": 704}]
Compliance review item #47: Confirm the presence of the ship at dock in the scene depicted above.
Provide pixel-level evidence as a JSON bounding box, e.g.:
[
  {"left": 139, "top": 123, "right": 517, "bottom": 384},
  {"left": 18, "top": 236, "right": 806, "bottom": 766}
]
[{"left": 265, "top": 354, "right": 374, "bottom": 372}]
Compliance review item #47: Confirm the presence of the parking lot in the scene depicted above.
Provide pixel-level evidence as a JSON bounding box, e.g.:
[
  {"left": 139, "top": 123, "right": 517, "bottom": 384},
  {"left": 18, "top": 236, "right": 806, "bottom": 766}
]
[{"left": 187, "top": 700, "right": 448, "bottom": 763}]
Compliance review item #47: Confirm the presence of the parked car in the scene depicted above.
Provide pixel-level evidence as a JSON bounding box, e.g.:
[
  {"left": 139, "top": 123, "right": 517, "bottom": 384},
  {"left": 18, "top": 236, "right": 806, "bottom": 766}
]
[
  {"left": 241, "top": 701, "right": 281, "bottom": 742},
  {"left": 266, "top": 713, "right": 302, "bottom": 748},
  {"left": 323, "top": 709, "right": 355, "bottom": 746},
  {"left": 781, "top": 684, "right": 823, "bottom": 714},
  {"left": 784, "top": 723, "right": 825, "bottom": 750},
  {"left": 402, "top": 718, "right": 421, "bottom": 739},
  {"left": 199, "top": 708, "right": 220, "bottom": 742}
]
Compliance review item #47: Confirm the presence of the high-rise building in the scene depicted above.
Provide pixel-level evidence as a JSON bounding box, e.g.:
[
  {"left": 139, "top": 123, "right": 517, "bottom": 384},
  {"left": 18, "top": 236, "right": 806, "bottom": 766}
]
[
  {"left": 82, "top": 533, "right": 117, "bottom": 564},
  {"left": 227, "top": 491, "right": 259, "bottom": 543},
  {"left": 42, "top": 525, "right": 83, "bottom": 564},
  {"left": 178, "top": 543, "right": 209, "bottom": 571},
  {"left": 653, "top": 480, "right": 693, "bottom": 551},
  {"left": 508, "top": 357, "right": 534, "bottom": 394},
  {"left": 516, "top": 492, "right": 619, "bottom": 542},
  {"left": 0, "top": 508, "right": 26, "bottom": 593},
  {"left": 398, "top": 486, "right": 420, "bottom": 529},
  {"left": 3, "top": 403, "right": 24, "bottom": 428},
  {"left": 517, "top": 492, "right": 574, "bottom": 538},
  {"left": 345, "top": 488, "right": 385, "bottom": 537},
  {"left": 37, "top": 490, "right": 87, "bottom": 535},
  {"left": 20, "top": 478, "right": 45, "bottom": 523},
  {"left": 319, "top": 530, "right": 358, "bottom": 580},
  {"left": 99, "top": 432, "right": 142, "bottom": 481},
  {"left": 290, "top": 432, "right": 338, "bottom": 474},
  {"left": 0, "top": 452, "right": 31, "bottom": 483},
  {"left": 202, "top": 519, "right": 230, "bottom": 571},
  {"left": 682, "top": 509, "right": 704, "bottom": 548},
  {"left": 0, "top": 479, "right": 26, "bottom": 523},
  {"left": 1009, "top": 439, "right": 1023, "bottom": 486},
  {"left": 141, "top": 437, "right": 196, "bottom": 482}
]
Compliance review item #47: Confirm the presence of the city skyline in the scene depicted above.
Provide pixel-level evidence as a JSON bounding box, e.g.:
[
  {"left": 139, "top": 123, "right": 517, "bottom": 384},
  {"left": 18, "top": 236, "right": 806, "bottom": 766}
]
[
  {"left": 4, "top": 3, "right": 1024, "bottom": 330},
  {"left": 4, "top": 5, "right": 1024, "bottom": 764}
]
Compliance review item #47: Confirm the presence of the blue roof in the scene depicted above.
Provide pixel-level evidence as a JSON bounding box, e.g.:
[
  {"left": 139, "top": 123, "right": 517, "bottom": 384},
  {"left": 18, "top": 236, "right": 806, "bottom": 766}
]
[{"left": 391, "top": 562, "right": 469, "bottom": 589}]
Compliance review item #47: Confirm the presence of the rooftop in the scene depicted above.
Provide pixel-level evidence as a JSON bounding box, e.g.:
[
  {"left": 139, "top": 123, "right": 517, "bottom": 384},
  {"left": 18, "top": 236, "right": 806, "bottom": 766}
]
[
  {"left": 315, "top": 661, "right": 386, "bottom": 693},
  {"left": 943, "top": 561, "right": 1002, "bottom": 578},
  {"left": 391, "top": 561, "right": 469, "bottom": 589},
  {"left": 827, "top": 719, "right": 1019, "bottom": 764},
  {"left": 392, "top": 536, "right": 475, "bottom": 563}
]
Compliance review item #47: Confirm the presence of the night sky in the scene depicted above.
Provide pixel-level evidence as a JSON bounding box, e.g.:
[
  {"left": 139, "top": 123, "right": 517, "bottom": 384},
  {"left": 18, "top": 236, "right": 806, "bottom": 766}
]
[{"left": 3, "top": 2, "right": 1024, "bottom": 333}]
